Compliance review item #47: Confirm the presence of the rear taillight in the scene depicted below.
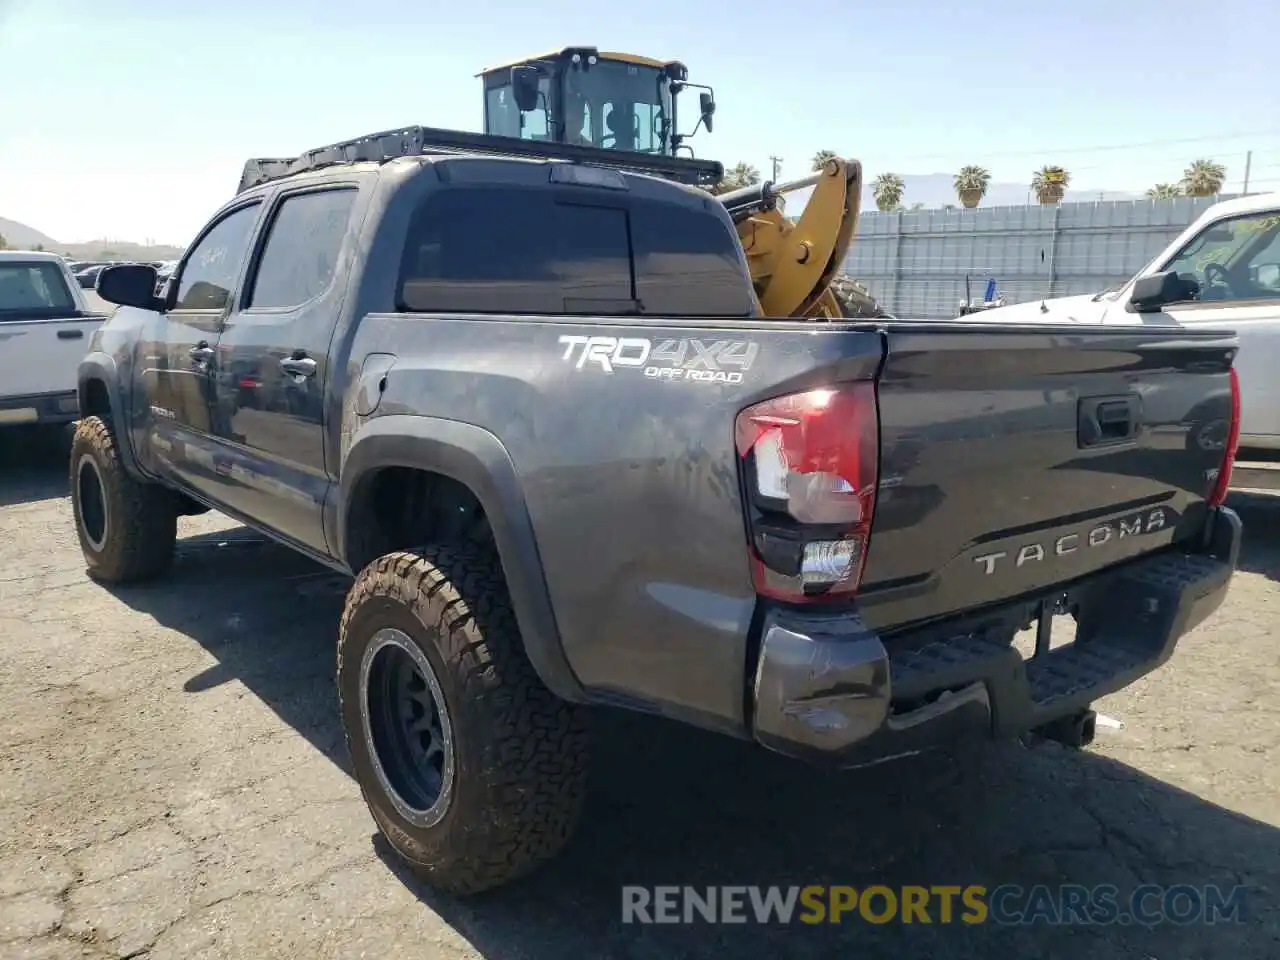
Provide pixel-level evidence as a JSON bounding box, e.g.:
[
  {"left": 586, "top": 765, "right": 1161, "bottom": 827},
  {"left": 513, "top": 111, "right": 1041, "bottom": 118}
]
[
  {"left": 734, "top": 383, "right": 879, "bottom": 603},
  {"left": 1208, "top": 367, "right": 1241, "bottom": 506}
]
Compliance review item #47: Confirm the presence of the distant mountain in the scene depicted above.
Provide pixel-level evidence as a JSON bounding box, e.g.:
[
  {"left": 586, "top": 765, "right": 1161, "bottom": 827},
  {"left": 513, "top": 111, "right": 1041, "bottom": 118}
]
[
  {"left": 0, "top": 216, "right": 184, "bottom": 261},
  {"left": 0, "top": 217, "right": 59, "bottom": 250},
  {"left": 860, "top": 173, "right": 1141, "bottom": 211}
]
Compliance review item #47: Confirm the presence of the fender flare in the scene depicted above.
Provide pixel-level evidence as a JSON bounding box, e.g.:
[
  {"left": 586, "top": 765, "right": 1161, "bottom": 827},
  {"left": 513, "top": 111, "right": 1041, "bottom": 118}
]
[
  {"left": 335, "top": 414, "right": 587, "bottom": 703},
  {"left": 77, "top": 353, "right": 145, "bottom": 479}
]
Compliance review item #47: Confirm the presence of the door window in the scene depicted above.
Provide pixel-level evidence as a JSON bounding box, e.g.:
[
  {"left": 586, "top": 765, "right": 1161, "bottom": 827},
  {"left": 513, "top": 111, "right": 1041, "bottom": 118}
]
[
  {"left": 1159, "top": 210, "right": 1280, "bottom": 305},
  {"left": 174, "top": 203, "right": 262, "bottom": 311},
  {"left": 247, "top": 188, "right": 357, "bottom": 310}
]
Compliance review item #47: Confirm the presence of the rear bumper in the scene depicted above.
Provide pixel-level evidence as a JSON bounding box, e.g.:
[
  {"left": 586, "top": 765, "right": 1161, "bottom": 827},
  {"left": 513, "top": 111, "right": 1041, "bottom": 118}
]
[
  {"left": 0, "top": 390, "right": 79, "bottom": 426},
  {"left": 750, "top": 505, "right": 1241, "bottom": 767}
]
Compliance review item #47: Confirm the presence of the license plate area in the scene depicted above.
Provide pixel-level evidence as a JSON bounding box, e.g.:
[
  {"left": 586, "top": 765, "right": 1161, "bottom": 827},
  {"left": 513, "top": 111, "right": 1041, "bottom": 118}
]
[{"left": 1012, "top": 592, "right": 1076, "bottom": 661}]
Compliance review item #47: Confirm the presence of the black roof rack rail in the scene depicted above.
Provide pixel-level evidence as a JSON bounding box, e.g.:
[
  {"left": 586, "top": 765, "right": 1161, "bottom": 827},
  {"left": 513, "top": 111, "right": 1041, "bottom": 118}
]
[{"left": 236, "top": 124, "right": 724, "bottom": 194}]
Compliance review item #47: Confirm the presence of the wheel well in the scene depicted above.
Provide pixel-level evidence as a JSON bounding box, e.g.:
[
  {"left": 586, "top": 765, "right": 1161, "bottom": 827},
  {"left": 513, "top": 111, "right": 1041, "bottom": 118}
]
[
  {"left": 344, "top": 467, "right": 495, "bottom": 573},
  {"left": 80, "top": 378, "right": 111, "bottom": 418}
]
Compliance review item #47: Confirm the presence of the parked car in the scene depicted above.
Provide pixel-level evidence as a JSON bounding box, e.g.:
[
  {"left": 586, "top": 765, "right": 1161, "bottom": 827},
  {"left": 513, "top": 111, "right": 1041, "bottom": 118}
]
[
  {"left": 0, "top": 251, "right": 109, "bottom": 428},
  {"left": 979, "top": 192, "right": 1280, "bottom": 455},
  {"left": 72, "top": 128, "right": 1243, "bottom": 897},
  {"left": 73, "top": 264, "right": 108, "bottom": 289}
]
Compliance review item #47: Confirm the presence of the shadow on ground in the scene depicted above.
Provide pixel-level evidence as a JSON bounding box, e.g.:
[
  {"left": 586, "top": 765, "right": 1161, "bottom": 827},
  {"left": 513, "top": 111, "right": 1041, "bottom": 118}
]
[
  {"left": 1227, "top": 490, "right": 1280, "bottom": 582},
  {"left": 94, "top": 526, "right": 1278, "bottom": 959},
  {"left": 0, "top": 424, "right": 72, "bottom": 507}
]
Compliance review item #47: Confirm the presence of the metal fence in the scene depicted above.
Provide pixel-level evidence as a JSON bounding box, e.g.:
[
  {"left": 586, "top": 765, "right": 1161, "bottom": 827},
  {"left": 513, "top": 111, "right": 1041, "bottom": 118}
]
[{"left": 845, "top": 195, "right": 1236, "bottom": 319}]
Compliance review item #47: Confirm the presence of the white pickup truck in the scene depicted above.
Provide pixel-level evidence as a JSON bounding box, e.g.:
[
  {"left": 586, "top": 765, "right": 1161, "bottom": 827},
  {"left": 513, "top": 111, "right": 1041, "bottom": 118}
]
[
  {"left": 0, "top": 251, "right": 110, "bottom": 429},
  {"left": 982, "top": 192, "right": 1280, "bottom": 479}
]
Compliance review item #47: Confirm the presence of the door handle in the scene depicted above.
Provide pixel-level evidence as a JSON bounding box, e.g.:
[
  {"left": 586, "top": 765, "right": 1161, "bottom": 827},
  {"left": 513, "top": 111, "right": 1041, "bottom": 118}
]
[
  {"left": 1078, "top": 395, "right": 1140, "bottom": 447},
  {"left": 189, "top": 342, "right": 214, "bottom": 364},
  {"left": 280, "top": 356, "right": 317, "bottom": 378},
  {"left": 57, "top": 328, "right": 84, "bottom": 340}
]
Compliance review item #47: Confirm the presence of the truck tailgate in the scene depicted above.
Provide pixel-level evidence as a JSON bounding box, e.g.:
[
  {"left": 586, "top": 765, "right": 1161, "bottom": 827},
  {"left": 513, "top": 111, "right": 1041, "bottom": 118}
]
[
  {"left": 858, "top": 323, "right": 1236, "bottom": 631},
  {"left": 0, "top": 316, "right": 106, "bottom": 399}
]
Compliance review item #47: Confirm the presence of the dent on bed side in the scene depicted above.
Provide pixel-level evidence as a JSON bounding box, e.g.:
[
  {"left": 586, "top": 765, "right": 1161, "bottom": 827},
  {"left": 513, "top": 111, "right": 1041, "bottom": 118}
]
[{"left": 334, "top": 413, "right": 588, "bottom": 702}]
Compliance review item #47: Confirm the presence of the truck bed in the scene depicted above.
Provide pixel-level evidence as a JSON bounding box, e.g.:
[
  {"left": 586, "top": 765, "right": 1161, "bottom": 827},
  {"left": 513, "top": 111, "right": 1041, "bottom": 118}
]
[{"left": 344, "top": 313, "right": 1236, "bottom": 732}]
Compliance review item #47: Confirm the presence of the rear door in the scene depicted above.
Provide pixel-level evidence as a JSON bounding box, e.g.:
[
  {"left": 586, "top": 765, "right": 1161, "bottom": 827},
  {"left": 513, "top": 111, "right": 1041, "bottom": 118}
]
[
  {"left": 207, "top": 183, "right": 363, "bottom": 554},
  {"left": 859, "top": 323, "right": 1236, "bottom": 632}
]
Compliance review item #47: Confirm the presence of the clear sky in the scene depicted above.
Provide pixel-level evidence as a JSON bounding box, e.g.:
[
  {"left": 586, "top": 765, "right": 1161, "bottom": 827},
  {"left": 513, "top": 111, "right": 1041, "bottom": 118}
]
[{"left": 2, "top": 0, "right": 1278, "bottom": 245}]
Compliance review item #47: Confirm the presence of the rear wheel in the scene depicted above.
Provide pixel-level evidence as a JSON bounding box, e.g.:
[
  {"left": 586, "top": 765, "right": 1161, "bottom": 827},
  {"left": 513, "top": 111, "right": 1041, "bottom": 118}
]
[
  {"left": 69, "top": 416, "right": 177, "bottom": 583},
  {"left": 337, "top": 544, "right": 590, "bottom": 895}
]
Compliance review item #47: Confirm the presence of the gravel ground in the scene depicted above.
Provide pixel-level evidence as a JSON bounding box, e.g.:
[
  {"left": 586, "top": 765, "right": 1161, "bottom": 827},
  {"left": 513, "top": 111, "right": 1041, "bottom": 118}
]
[{"left": 1, "top": 425, "right": 1277, "bottom": 959}]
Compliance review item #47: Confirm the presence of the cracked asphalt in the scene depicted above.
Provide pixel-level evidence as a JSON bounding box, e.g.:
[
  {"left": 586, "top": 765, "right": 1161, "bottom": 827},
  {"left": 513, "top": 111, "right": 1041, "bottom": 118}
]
[{"left": 1, "top": 424, "right": 1277, "bottom": 959}]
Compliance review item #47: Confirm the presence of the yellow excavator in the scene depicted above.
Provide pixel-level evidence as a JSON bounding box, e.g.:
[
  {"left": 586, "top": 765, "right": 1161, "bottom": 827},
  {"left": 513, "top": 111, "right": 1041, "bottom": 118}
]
[{"left": 477, "top": 46, "right": 886, "bottom": 320}]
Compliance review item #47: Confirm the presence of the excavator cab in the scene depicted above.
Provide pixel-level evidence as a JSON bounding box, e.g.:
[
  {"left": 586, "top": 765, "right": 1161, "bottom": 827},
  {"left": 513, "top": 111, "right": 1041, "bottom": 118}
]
[
  {"left": 477, "top": 46, "right": 884, "bottom": 321},
  {"left": 478, "top": 47, "right": 716, "bottom": 159}
]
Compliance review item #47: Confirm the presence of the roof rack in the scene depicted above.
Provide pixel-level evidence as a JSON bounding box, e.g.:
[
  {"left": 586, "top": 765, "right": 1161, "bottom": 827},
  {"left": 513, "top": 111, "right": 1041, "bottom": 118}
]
[{"left": 236, "top": 124, "right": 724, "bottom": 194}]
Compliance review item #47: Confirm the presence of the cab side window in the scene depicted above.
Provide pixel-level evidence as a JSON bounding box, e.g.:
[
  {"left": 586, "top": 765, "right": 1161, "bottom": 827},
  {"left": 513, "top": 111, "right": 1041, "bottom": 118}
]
[
  {"left": 174, "top": 203, "right": 262, "bottom": 311},
  {"left": 247, "top": 188, "right": 357, "bottom": 310},
  {"left": 1160, "top": 211, "right": 1280, "bottom": 305}
]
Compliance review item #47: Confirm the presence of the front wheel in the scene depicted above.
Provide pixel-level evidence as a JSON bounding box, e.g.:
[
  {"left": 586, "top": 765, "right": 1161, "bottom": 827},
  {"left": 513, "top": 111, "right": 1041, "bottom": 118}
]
[
  {"left": 69, "top": 416, "right": 177, "bottom": 583},
  {"left": 337, "top": 544, "right": 590, "bottom": 896}
]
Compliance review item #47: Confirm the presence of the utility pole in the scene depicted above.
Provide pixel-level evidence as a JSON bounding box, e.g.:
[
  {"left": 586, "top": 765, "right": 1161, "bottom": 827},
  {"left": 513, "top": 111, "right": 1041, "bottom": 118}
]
[
  {"left": 769, "top": 155, "right": 783, "bottom": 182},
  {"left": 1242, "top": 150, "right": 1252, "bottom": 195}
]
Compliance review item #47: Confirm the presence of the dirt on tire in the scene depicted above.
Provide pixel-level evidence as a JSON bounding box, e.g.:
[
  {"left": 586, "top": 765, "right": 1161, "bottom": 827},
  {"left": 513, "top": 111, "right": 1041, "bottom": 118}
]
[
  {"left": 69, "top": 415, "right": 177, "bottom": 584},
  {"left": 336, "top": 544, "right": 590, "bottom": 896}
]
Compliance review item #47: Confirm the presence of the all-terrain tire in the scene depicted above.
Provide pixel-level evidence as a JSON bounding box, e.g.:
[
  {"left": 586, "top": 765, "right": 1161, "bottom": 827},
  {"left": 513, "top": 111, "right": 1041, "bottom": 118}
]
[
  {"left": 337, "top": 544, "right": 590, "bottom": 896},
  {"left": 69, "top": 416, "right": 177, "bottom": 584}
]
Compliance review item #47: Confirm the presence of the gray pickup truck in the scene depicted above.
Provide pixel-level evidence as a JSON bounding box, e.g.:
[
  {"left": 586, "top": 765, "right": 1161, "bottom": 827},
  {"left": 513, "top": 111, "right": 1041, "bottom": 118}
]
[{"left": 72, "top": 127, "right": 1243, "bottom": 896}]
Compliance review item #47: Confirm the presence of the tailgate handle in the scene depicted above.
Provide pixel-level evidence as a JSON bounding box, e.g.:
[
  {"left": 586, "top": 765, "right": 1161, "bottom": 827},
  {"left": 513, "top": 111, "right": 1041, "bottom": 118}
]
[
  {"left": 57, "top": 329, "right": 84, "bottom": 340},
  {"left": 1079, "top": 395, "right": 1139, "bottom": 447}
]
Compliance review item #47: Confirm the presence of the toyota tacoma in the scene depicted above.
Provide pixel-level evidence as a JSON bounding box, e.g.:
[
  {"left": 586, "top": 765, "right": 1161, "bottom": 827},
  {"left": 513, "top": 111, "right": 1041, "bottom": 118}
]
[{"left": 71, "top": 126, "right": 1242, "bottom": 896}]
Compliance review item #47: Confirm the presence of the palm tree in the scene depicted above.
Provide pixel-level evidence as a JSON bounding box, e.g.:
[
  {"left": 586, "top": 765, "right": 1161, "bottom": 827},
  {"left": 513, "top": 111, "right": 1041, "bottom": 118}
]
[
  {"left": 1146, "top": 183, "right": 1182, "bottom": 200},
  {"left": 872, "top": 173, "right": 905, "bottom": 212},
  {"left": 1181, "top": 159, "right": 1226, "bottom": 198},
  {"left": 1031, "top": 165, "right": 1070, "bottom": 204},
  {"left": 953, "top": 165, "right": 992, "bottom": 208},
  {"left": 811, "top": 150, "right": 838, "bottom": 172},
  {"left": 707, "top": 162, "right": 762, "bottom": 195}
]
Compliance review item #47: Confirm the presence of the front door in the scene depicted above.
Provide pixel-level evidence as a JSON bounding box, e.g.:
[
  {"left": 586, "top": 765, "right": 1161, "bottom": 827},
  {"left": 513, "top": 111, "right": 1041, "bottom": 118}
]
[
  {"left": 136, "top": 200, "right": 264, "bottom": 500},
  {"left": 208, "top": 185, "right": 362, "bottom": 555},
  {"left": 1145, "top": 207, "right": 1280, "bottom": 448}
]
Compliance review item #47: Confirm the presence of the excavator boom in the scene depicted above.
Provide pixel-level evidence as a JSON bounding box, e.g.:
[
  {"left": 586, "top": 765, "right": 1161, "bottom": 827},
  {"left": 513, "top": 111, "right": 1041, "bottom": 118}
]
[{"left": 721, "top": 157, "right": 863, "bottom": 318}]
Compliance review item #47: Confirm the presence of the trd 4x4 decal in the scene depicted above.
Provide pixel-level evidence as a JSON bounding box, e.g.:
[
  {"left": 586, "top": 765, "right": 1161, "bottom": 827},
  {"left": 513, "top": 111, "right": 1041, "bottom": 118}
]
[{"left": 557, "top": 335, "right": 759, "bottom": 385}]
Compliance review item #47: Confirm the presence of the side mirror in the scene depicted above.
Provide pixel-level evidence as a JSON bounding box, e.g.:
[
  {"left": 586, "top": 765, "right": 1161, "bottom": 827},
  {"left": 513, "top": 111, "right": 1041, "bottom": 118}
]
[
  {"left": 97, "top": 264, "right": 162, "bottom": 310},
  {"left": 699, "top": 91, "right": 715, "bottom": 133},
  {"left": 1254, "top": 262, "right": 1280, "bottom": 288},
  {"left": 511, "top": 66, "right": 540, "bottom": 112},
  {"left": 1131, "top": 270, "right": 1196, "bottom": 311}
]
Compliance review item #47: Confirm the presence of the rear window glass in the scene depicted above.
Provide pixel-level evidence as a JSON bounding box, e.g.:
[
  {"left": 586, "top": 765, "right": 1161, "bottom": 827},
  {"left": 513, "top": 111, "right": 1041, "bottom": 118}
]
[
  {"left": 398, "top": 185, "right": 751, "bottom": 317},
  {"left": 0, "top": 262, "right": 75, "bottom": 318},
  {"left": 399, "top": 188, "right": 634, "bottom": 315},
  {"left": 631, "top": 202, "right": 753, "bottom": 316}
]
